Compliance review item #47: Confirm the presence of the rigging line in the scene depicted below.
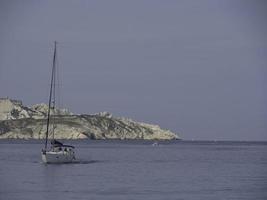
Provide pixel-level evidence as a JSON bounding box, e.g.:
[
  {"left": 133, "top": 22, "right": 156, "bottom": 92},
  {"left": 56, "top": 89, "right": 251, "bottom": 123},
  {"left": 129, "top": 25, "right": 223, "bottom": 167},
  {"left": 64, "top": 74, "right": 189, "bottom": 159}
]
[
  {"left": 44, "top": 41, "right": 57, "bottom": 151},
  {"left": 56, "top": 43, "right": 62, "bottom": 112},
  {"left": 52, "top": 41, "right": 57, "bottom": 141}
]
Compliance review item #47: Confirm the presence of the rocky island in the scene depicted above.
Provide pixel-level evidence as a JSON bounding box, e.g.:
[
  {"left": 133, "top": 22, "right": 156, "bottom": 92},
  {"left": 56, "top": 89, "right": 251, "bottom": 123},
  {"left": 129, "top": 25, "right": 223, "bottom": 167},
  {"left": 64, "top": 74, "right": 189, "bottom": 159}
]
[{"left": 0, "top": 98, "right": 179, "bottom": 140}]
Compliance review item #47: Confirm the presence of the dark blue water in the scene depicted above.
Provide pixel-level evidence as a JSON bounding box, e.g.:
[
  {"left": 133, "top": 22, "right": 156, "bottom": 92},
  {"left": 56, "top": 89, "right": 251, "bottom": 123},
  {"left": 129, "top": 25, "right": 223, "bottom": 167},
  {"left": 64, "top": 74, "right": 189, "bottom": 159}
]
[{"left": 0, "top": 140, "right": 266, "bottom": 200}]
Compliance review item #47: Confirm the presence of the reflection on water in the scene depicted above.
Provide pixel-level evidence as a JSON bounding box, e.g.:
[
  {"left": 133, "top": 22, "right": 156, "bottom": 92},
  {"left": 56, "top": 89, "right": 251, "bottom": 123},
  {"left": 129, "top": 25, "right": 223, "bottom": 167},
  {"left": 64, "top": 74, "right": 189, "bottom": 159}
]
[{"left": 41, "top": 160, "right": 101, "bottom": 165}]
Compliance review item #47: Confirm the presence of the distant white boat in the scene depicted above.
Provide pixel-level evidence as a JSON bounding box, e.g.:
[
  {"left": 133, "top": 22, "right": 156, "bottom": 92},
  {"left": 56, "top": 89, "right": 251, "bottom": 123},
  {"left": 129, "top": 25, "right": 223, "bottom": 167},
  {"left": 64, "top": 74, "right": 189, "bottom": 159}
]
[
  {"left": 41, "top": 41, "right": 76, "bottom": 164},
  {"left": 152, "top": 141, "right": 159, "bottom": 146}
]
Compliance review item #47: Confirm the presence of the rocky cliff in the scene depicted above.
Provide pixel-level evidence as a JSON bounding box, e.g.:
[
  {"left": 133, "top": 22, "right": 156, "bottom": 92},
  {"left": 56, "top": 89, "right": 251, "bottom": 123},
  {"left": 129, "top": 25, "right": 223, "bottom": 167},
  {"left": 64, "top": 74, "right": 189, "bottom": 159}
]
[{"left": 0, "top": 98, "right": 179, "bottom": 140}]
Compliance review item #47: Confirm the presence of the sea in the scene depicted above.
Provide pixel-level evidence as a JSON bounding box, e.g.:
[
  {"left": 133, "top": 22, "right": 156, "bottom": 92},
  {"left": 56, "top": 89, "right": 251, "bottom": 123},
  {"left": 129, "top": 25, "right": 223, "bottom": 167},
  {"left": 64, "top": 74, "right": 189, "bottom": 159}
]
[{"left": 0, "top": 140, "right": 266, "bottom": 200}]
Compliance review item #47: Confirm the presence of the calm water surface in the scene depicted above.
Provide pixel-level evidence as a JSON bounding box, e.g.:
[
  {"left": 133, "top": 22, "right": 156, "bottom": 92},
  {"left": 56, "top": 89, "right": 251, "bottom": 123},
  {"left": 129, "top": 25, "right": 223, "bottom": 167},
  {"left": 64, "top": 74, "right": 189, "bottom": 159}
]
[{"left": 0, "top": 140, "right": 266, "bottom": 200}]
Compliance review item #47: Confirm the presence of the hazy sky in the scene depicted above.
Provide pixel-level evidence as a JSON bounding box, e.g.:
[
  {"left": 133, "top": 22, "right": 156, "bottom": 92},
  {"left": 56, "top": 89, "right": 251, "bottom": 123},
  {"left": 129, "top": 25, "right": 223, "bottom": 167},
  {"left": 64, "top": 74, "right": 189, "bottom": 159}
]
[{"left": 0, "top": 0, "right": 266, "bottom": 140}]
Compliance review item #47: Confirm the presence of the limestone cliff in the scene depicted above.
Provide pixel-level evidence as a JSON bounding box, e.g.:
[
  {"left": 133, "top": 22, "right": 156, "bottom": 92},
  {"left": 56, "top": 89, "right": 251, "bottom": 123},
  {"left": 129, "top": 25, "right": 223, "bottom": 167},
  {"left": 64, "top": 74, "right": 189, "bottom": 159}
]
[{"left": 0, "top": 98, "right": 179, "bottom": 140}]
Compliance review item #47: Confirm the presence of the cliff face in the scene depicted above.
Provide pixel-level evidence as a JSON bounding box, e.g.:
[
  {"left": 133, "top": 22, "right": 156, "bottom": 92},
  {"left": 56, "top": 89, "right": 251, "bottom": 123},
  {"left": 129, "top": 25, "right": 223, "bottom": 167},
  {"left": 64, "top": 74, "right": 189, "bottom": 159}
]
[
  {"left": 0, "top": 98, "right": 179, "bottom": 140},
  {"left": 0, "top": 98, "right": 71, "bottom": 120}
]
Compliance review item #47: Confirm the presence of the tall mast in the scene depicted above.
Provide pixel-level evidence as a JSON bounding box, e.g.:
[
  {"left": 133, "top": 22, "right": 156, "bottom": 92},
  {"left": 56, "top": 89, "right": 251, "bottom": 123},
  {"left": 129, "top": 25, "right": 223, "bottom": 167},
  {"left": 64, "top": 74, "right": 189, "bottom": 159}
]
[{"left": 44, "top": 41, "right": 57, "bottom": 150}]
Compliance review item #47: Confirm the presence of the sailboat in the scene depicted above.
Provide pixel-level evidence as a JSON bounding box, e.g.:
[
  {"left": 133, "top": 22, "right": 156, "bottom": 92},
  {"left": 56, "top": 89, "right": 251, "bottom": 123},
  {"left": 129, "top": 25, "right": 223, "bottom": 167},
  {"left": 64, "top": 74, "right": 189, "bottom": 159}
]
[{"left": 41, "top": 41, "right": 76, "bottom": 164}]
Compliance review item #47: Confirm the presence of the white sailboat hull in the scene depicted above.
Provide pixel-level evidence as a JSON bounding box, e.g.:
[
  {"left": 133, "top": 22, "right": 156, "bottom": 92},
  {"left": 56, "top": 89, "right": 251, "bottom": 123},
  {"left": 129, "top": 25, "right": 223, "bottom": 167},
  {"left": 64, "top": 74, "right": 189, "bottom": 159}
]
[{"left": 41, "top": 150, "right": 75, "bottom": 164}]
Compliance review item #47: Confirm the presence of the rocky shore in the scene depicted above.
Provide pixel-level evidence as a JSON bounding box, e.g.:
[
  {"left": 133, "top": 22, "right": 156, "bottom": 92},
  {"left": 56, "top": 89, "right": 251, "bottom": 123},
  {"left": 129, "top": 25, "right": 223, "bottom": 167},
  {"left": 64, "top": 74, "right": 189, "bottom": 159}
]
[{"left": 0, "top": 98, "right": 180, "bottom": 140}]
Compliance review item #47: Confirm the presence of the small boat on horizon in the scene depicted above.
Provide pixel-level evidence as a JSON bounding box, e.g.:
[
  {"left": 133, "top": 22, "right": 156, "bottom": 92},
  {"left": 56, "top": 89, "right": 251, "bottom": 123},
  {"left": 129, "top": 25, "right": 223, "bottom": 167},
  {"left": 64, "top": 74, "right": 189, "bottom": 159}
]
[{"left": 152, "top": 141, "right": 159, "bottom": 146}]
